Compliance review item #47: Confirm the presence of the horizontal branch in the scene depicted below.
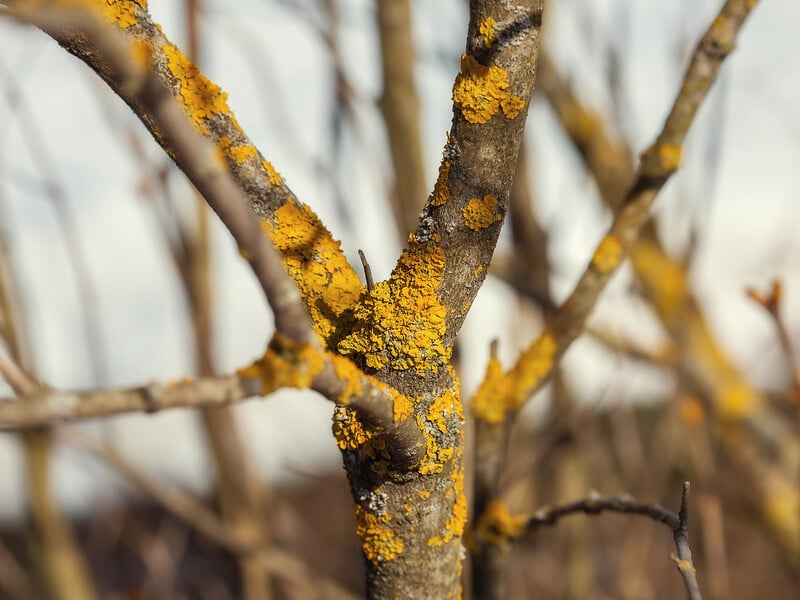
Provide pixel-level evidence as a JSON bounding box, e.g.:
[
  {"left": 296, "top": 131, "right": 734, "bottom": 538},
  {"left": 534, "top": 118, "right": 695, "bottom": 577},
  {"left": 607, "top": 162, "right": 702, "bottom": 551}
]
[
  {"left": 0, "top": 374, "right": 261, "bottom": 429},
  {"left": 6, "top": 0, "right": 363, "bottom": 350}
]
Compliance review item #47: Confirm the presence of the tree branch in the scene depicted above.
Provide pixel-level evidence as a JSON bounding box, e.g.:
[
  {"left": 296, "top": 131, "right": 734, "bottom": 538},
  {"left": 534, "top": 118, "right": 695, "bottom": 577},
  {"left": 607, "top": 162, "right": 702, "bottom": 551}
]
[
  {"left": 412, "top": 0, "right": 544, "bottom": 352},
  {"left": 3, "top": 3, "right": 424, "bottom": 466},
  {"left": 519, "top": 483, "right": 702, "bottom": 600},
  {"left": 479, "top": 0, "right": 761, "bottom": 421}
]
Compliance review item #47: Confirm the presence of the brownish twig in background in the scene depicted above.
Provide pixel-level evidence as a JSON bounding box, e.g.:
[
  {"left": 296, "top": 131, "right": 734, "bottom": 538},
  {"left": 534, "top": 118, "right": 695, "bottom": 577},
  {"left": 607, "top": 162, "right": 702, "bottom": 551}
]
[
  {"left": 746, "top": 280, "right": 800, "bottom": 408},
  {"left": 376, "top": 0, "right": 428, "bottom": 239}
]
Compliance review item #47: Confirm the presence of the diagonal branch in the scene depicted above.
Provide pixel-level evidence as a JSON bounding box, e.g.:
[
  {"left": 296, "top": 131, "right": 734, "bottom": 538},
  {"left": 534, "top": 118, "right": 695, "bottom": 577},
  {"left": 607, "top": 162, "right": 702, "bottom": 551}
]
[
  {"left": 485, "top": 0, "right": 761, "bottom": 419},
  {"left": 4, "top": 3, "right": 424, "bottom": 467},
  {"left": 6, "top": 0, "right": 364, "bottom": 349}
]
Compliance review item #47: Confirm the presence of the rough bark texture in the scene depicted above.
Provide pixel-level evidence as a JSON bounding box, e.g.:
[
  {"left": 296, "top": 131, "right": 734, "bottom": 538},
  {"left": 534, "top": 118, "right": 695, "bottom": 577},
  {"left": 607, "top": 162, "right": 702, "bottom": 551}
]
[{"left": 9, "top": 1, "right": 544, "bottom": 597}]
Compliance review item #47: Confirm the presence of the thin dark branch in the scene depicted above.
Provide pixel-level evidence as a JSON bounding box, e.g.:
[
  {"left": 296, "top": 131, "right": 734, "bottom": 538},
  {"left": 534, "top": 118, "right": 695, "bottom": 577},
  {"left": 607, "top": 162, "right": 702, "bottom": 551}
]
[
  {"left": 525, "top": 482, "right": 703, "bottom": 600},
  {"left": 358, "top": 249, "right": 374, "bottom": 292}
]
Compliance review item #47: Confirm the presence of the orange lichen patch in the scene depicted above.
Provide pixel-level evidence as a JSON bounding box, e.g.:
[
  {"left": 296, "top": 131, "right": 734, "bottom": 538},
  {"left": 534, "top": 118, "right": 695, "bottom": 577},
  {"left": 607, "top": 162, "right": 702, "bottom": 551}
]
[
  {"left": 446, "top": 466, "right": 467, "bottom": 539},
  {"left": 763, "top": 488, "right": 800, "bottom": 557},
  {"left": 452, "top": 54, "right": 517, "bottom": 124},
  {"left": 418, "top": 490, "right": 431, "bottom": 500},
  {"left": 262, "top": 160, "right": 283, "bottom": 186},
  {"left": 264, "top": 200, "right": 363, "bottom": 346},
  {"left": 591, "top": 234, "right": 623, "bottom": 273},
  {"left": 645, "top": 142, "right": 683, "bottom": 174},
  {"left": 416, "top": 385, "right": 463, "bottom": 476},
  {"left": 338, "top": 242, "right": 449, "bottom": 375},
  {"left": 476, "top": 500, "right": 526, "bottom": 543},
  {"left": 217, "top": 136, "right": 257, "bottom": 164},
  {"left": 508, "top": 331, "right": 558, "bottom": 410},
  {"left": 236, "top": 333, "right": 324, "bottom": 396},
  {"left": 431, "top": 159, "right": 451, "bottom": 206},
  {"left": 471, "top": 356, "right": 507, "bottom": 424},
  {"left": 130, "top": 38, "right": 152, "bottom": 71},
  {"left": 332, "top": 407, "right": 372, "bottom": 450},
  {"left": 501, "top": 95, "right": 525, "bottom": 119},
  {"left": 631, "top": 241, "right": 687, "bottom": 325},
  {"left": 678, "top": 396, "right": 705, "bottom": 428},
  {"left": 718, "top": 380, "right": 760, "bottom": 420},
  {"left": 72, "top": 0, "right": 147, "bottom": 28},
  {"left": 353, "top": 504, "right": 403, "bottom": 564},
  {"left": 429, "top": 463, "right": 467, "bottom": 547},
  {"left": 164, "top": 42, "right": 229, "bottom": 134},
  {"left": 462, "top": 195, "right": 502, "bottom": 231},
  {"left": 479, "top": 16, "right": 497, "bottom": 48},
  {"left": 393, "top": 393, "right": 414, "bottom": 422}
]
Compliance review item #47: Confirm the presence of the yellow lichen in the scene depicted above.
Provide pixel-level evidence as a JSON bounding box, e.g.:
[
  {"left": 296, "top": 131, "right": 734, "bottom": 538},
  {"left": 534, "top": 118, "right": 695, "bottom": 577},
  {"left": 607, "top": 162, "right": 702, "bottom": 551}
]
[
  {"left": 718, "top": 380, "right": 759, "bottom": 420},
  {"left": 130, "top": 38, "right": 152, "bottom": 71},
  {"left": 393, "top": 393, "right": 414, "bottom": 422},
  {"left": 262, "top": 160, "right": 283, "bottom": 186},
  {"left": 418, "top": 490, "right": 431, "bottom": 500},
  {"left": 58, "top": 0, "right": 145, "bottom": 28},
  {"left": 263, "top": 201, "right": 363, "bottom": 346},
  {"left": 479, "top": 16, "right": 497, "bottom": 48},
  {"left": 591, "top": 234, "right": 623, "bottom": 273},
  {"left": 332, "top": 407, "right": 372, "bottom": 450},
  {"left": 476, "top": 500, "right": 526, "bottom": 543},
  {"left": 462, "top": 195, "right": 502, "bottom": 231},
  {"left": 471, "top": 356, "right": 507, "bottom": 424},
  {"left": 164, "top": 42, "right": 229, "bottom": 134},
  {"left": 236, "top": 333, "right": 324, "bottom": 395},
  {"left": 763, "top": 488, "right": 800, "bottom": 557},
  {"left": 501, "top": 95, "right": 525, "bottom": 119},
  {"left": 508, "top": 331, "right": 558, "bottom": 410},
  {"left": 431, "top": 159, "right": 451, "bottom": 206},
  {"left": 217, "top": 136, "right": 257, "bottom": 164},
  {"left": 452, "top": 54, "right": 518, "bottom": 124},
  {"left": 428, "top": 463, "right": 467, "bottom": 546},
  {"left": 631, "top": 241, "right": 687, "bottom": 326},
  {"left": 338, "top": 242, "right": 449, "bottom": 375},
  {"left": 353, "top": 505, "right": 404, "bottom": 563},
  {"left": 415, "top": 384, "right": 463, "bottom": 476},
  {"left": 644, "top": 142, "right": 683, "bottom": 174}
]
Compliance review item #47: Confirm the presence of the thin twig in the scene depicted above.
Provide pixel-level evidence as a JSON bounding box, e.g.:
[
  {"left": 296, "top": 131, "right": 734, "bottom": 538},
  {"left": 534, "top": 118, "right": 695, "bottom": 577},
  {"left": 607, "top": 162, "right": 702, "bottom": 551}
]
[
  {"left": 746, "top": 280, "right": 800, "bottom": 406},
  {"left": 358, "top": 249, "right": 374, "bottom": 292},
  {"left": 525, "top": 482, "right": 703, "bottom": 600}
]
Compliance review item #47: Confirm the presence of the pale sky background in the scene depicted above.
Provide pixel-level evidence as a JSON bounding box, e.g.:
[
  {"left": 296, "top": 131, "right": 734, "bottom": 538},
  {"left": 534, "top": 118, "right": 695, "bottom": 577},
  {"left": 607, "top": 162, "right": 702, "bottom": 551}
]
[{"left": 0, "top": 0, "right": 798, "bottom": 522}]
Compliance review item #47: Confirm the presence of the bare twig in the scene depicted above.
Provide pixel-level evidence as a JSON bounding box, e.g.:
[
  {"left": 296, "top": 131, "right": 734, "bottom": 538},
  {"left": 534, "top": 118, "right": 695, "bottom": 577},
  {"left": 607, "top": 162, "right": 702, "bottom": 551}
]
[
  {"left": 524, "top": 482, "right": 703, "bottom": 600},
  {"left": 358, "top": 249, "right": 374, "bottom": 292},
  {"left": 746, "top": 280, "right": 800, "bottom": 406}
]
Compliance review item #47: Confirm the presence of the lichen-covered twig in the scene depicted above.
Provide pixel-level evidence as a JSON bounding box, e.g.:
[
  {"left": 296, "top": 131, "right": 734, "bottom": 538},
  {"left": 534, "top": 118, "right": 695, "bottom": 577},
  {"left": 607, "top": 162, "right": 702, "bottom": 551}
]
[
  {"left": 403, "top": 0, "right": 544, "bottom": 355},
  {"left": 6, "top": 0, "right": 364, "bottom": 353},
  {"left": 5, "top": 3, "right": 425, "bottom": 466},
  {"left": 468, "top": 2, "right": 759, "bottom": 597},
  {"left": 473, "top": 0, "right": 761, "bottom": 426}
]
